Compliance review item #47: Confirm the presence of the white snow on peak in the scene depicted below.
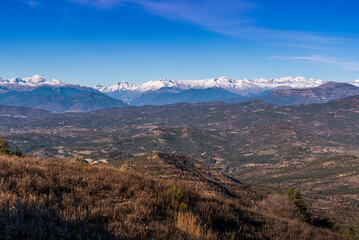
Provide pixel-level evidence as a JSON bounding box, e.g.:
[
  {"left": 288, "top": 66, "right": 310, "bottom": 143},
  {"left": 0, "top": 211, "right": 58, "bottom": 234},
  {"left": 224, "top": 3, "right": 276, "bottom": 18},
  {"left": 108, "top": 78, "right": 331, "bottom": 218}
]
[
  {"left": 251, "top": 76, "right": 325, "bottom": 89},
  {"left": 95, "top": 76, "right": 328, "bottom": 95},
  {"left": 3, "top": 74, "right": 357, "bottom": 96},
  {"left": 94, "top": 76, "right": 327, "bottom": 96},
  {"left": 351, "top": 80, "right": 359, "bottom": 87},
  {"left": 94, "top": 79, "right": 179, "bottom": 93},
  {"left": 0, "top": 75, "right": 65, "bottom": 87},
  {"left": 138, "top": 79, "right": 176, "bottom": 92},
  {"left": 95, "top": 81, "right": 138, "bottom": 92},
  {"left": 8, "top": 77, "right": 23, "bottom": 84},
  {"left": 22, "top": 74, "right": 47, "bottom": 85},
  {"left": 50, "top": 78, "right": 63, "bottom": 85}
]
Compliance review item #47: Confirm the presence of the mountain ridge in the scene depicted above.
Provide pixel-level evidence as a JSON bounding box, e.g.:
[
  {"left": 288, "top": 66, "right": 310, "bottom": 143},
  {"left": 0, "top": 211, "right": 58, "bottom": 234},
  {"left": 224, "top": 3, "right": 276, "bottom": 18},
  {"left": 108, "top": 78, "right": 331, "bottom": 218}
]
[
  {"left": 3, "top": 75, "right": 359, "bottom": 95},
  {"left": 2, "top": 74, "right": 359, "bottom": 107},
  {"left": 95, "top": 76, "right": 328, "bottom": 96},
  {"left": 226, "top": 82, "right": 359, "bottom": 106}
]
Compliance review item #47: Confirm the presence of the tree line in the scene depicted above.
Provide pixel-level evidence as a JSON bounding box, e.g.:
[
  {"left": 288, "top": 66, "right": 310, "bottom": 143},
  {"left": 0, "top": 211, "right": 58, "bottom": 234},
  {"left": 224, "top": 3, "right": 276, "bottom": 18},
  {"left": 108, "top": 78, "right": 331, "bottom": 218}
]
[{"left": 0, "top": 137, "right": 22, "bottom": 157}]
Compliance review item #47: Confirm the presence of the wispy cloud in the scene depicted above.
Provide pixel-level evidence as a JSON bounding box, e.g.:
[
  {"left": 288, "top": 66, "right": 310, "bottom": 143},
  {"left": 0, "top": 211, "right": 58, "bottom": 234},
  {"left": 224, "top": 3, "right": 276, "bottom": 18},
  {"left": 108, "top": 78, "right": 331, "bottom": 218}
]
[
  {"left": 65, "top": 0, "right": 337, "bottom": 45},
  {"left": 18, "top": 0, "right": 40, "bottom": 8},
  {"left": 271, "top": 55, "right": 359, "bottom": 71},
  {"left": 27, "top": 1, "right": 39, "bottom": 8},
  {"left": 67, "top": 0, "right": 127, "bottom": 8}
]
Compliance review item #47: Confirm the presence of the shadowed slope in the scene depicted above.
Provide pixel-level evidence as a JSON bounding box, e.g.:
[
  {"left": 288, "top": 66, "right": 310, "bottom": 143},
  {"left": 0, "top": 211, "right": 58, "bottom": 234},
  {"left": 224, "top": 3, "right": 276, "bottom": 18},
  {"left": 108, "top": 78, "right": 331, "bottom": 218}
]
[{"left": 110, "top": 152, "right": 259, "bottom": 203}]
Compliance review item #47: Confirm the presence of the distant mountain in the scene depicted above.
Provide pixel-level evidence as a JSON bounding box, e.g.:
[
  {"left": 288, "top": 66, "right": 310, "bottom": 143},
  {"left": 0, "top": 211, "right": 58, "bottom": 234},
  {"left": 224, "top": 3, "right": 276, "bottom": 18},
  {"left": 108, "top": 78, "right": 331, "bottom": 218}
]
[
  {"left": 0, "top": 86, "right": 129, "bottom": 113},
  {"left": 95, "top": 76, "right": 327, "bottom": 95},
  {"left": 0, "top": 75, "right": 67, "bottom": 91},
  {"left": 131, "top": 87, "right": 241, "bottom": 105},
  {"left": 352, "top": 80, "right": 359, "bottom": 87},
  {"left": 0, "top": 75, "right": 130, "bottom": 112},
  {"left": 0, "top": 86, "right": 9, "bottom": 93},
  {"left": 268, "top": 82, "right": 359, "bottom": 105},
  {"left": 95, "top": 76, "right": 327, "bottom": 104},
  {"left": 227, "top": 82, "right": 359, "bottom": 106},
  {"left": 2, "top": 74, "right": 359, "bottom": 107}
]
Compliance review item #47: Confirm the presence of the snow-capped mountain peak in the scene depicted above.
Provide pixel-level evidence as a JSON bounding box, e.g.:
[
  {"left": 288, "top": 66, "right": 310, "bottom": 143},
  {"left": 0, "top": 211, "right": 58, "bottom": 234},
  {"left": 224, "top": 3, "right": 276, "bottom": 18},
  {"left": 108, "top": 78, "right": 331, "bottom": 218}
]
[
  {"left": 49, "top": 78, "right": 63, "bottom": 85},
  {"left": 8, "top": 77, "right": 23, "bottom": 84},
  {"left": 251, "top": 76, "right": 325, "bottom": 89},
  {"left": 116, "top": 81, "right": 137, "bottom": 89},
  {"left": 351, "top": 80, "right": 359, "bottom": 87},
  {"left": 134, "top": 79, "right": 176, "bottom": 92},
  {"left": 22, "top": 74, "right": 47, "bottom": 85},
  {"left": 94, "top": 81, "right": 138, "bottom": 93},
  {"left": 0, "top": 75, "right": 66, "bottom": 90}
]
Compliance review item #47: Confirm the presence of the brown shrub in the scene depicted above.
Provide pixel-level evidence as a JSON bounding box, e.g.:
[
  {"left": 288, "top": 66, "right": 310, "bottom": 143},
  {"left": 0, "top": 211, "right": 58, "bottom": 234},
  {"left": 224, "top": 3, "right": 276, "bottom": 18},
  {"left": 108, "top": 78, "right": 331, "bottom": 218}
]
[{"left": 255, "top": 194, "right": 303, "bottom": 220}]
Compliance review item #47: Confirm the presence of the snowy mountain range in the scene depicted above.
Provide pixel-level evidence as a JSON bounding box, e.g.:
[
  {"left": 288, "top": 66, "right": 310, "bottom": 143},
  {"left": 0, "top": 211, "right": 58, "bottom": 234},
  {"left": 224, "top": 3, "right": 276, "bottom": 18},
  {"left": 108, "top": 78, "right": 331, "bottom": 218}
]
[
  {"left": 3, "top": 75, "right": 358, "bottom": 94},
  {"left": 94, "top": 76, "right": 328, "bottom": 96},
  {"left": 1, "top": 75, "right": 359, "bottom": 107}
]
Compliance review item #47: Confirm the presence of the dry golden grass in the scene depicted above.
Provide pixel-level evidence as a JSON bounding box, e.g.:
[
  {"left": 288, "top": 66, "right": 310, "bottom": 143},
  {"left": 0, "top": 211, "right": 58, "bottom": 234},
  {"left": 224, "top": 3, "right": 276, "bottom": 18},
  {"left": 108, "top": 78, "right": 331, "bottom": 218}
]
[
  {"left": 0, "top": 155, "right": 347, "bottom": 239},
  {"left": 176, "top": 212, "right": 217, "bottom": 240}
]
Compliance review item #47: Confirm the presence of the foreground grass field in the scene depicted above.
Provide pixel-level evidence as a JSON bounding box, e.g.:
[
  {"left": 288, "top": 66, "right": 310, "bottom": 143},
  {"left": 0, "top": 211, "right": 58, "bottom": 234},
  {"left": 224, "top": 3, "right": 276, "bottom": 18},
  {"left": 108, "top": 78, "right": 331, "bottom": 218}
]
[{"left": 0, "top": 154, "right": 346, "bottom": 239}]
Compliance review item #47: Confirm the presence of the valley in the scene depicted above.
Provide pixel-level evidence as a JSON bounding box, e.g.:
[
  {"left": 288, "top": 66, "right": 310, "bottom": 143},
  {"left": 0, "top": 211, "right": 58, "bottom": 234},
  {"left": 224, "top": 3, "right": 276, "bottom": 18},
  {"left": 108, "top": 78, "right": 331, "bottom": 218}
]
[{"left": 2, "top": 94, "right": 359, "bottom": 230}]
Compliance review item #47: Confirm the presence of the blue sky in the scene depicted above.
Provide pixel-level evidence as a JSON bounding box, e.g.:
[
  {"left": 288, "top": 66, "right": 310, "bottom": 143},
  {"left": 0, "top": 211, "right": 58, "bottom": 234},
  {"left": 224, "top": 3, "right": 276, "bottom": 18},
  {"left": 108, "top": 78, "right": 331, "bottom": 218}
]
[{"left": 1, "top": 0, "right": 359, "bottom": 85}]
